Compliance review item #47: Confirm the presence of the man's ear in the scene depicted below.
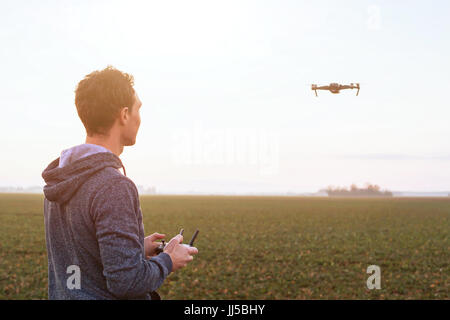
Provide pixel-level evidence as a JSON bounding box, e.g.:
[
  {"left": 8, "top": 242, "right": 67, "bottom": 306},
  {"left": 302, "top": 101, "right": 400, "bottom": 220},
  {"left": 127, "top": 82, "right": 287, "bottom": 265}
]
[{"left": 119, "top": 107, "right": 129, "bottom": 125}]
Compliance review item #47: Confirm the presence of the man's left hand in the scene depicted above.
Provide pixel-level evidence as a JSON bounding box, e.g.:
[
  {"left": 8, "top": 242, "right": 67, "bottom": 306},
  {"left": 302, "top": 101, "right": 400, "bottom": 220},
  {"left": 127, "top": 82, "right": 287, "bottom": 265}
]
[{"left": 144, "top": 233, "right": 166, "bottom": 258}]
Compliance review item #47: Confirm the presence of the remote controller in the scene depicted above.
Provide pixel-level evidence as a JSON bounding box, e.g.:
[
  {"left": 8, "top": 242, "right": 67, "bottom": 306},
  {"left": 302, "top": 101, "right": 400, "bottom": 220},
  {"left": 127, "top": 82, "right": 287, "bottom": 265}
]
[{"left": 154, "top": 228, "right": 199, "bottom": 254}]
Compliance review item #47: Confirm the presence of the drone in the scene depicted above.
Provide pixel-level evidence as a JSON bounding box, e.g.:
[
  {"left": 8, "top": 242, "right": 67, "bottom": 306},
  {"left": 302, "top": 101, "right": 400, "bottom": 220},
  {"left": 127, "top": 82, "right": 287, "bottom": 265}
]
[{"left": 311, "top": 83, "right": 360, "bottom": 96}]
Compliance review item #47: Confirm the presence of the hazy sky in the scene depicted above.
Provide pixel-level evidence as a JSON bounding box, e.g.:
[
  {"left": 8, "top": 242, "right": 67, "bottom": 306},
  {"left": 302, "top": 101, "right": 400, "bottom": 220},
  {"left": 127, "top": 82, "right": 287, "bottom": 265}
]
[{"left": 1, "top": 0, "right": 449, "bottom": 193}]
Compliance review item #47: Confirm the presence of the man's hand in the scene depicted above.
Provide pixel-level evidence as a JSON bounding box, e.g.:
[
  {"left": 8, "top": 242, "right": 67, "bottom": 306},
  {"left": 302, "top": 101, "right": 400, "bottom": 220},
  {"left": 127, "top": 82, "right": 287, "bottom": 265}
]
[
  {"left": 144, "top": 233, "right": 166, "bottom": 258},
  {"left": 163, "top": 234, "right": 199, "bottom": 272}
]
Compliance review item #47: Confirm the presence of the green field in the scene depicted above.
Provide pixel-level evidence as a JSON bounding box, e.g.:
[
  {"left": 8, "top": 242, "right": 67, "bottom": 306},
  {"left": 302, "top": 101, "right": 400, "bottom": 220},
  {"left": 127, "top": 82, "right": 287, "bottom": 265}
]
[{"left": 0, "top": 193, "right": 448, "bottom": 299}]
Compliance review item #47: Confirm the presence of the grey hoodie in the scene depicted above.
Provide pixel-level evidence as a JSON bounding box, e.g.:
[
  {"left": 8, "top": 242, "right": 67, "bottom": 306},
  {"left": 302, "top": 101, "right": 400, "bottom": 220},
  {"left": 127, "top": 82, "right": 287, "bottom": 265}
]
[{"left": 42, "top": 144, "right": 172, "bottom": 300}]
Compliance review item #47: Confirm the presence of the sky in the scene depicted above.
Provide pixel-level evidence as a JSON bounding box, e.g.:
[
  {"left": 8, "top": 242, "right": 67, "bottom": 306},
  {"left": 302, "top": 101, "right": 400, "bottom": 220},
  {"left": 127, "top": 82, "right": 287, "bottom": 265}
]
[{"left": 1, "top": 0, "right": 449, "bottom": 193}]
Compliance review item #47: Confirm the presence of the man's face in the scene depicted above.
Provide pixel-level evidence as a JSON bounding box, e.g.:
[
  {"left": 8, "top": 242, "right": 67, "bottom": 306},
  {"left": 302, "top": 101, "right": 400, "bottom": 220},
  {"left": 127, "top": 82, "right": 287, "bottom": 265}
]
[{"left": 121, "top": 92, "right": 142, "bottom": 146}]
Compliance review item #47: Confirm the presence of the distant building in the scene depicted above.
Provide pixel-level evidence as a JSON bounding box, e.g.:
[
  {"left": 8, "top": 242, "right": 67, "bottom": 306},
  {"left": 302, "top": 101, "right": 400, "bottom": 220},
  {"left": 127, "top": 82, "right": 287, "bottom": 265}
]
[
  {"left": 0, "top": 186, "right": 43, "bottom": 193},
  {"left": 136, "top": 185, "right": 157, "bottom": 195},
  {"left": 324, "top": 184, "right": 393, "bottom": 197},
  {"left": 309, "top": 190, "right": 328, "bottom": 197}
]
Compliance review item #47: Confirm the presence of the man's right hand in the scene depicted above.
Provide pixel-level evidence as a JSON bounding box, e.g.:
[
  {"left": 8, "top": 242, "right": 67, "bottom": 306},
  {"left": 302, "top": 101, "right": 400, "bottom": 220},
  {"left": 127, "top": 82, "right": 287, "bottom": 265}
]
[{"left": 163, "top": 234, "right": 198, "bottom": 272}]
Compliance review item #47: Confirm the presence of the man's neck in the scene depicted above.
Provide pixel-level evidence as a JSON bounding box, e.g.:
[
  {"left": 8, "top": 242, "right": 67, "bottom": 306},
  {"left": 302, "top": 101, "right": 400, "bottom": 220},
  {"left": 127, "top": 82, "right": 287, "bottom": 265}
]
[{"left": 85, "top": 134, "right": 123, "bottom": 157}]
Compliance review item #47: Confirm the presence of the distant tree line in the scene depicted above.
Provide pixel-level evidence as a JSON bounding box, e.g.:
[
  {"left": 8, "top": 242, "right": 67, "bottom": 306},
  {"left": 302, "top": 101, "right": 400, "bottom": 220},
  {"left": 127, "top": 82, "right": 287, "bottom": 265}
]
[{"left": 323, "top": 183, "right": 393, "bottom": 197}]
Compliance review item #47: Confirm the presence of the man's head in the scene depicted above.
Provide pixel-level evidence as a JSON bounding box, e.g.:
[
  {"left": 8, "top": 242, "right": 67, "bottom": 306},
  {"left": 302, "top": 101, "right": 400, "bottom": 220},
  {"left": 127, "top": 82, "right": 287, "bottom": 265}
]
[{"left": 75, "top": 65, "right": 142, "bottom": 146}]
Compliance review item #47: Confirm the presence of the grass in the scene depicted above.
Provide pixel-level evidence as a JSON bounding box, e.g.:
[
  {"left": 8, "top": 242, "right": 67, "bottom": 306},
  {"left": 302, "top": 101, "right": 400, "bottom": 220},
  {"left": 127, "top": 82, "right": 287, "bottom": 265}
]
[{"left": 0, "top": 193, "right": 448, "bottom": 299}]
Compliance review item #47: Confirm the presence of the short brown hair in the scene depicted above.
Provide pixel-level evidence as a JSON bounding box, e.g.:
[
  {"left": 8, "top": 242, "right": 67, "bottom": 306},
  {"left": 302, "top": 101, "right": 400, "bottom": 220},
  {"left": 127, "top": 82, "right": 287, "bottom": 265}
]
[{"left": 75, "top": 65, "right": 135, "bottom": 136}]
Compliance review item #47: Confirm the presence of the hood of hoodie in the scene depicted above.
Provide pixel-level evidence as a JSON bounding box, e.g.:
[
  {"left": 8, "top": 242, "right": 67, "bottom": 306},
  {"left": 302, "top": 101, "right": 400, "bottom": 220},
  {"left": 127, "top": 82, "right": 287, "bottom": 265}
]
[{"left": 42, "top": 144, "right": 126, "bottom": 204}]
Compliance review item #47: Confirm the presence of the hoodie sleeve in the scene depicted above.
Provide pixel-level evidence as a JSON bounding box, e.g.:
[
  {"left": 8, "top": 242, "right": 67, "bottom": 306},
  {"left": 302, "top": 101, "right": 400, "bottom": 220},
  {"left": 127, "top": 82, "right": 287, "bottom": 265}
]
[{"left": 91, "top": 177, "right": 172, "bottom": 299}]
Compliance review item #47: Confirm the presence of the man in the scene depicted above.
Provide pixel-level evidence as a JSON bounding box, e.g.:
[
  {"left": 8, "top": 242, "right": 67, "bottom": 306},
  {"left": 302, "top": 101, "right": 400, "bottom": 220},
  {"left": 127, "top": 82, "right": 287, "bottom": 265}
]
[{"left": 42, "top": 65, "right": 198, "bottom": 299}]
